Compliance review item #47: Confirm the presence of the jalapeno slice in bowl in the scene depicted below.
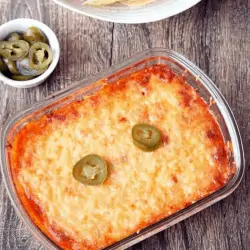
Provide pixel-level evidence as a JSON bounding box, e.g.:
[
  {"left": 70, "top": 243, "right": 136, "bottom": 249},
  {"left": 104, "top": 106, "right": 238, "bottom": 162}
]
[
  {"left": 3, "top": 58, "right": 19, "bottom": 75},
  {"left": 0, "top": 57, "right": 8, "bottom": 72},
  {"left": 132, "top": 124, "right": 162, "bottom": 151},
  {"left": 0, "top": 40, "right": 29, "bottom": 61},
  {"left": 11, "top": 75, "right": 35, "bottom": 81},
  {"left": 23, "top": 27, "right": 47, "bottom": 44},
  {"left": 29, "top": 42, "right": 52, "bottom": 70},
  {"left": 73, "top": 154, "right": 108, "bottom": 185},
  {"left": 8, "top": 32, "right": 22, "bottom": 42},
  {"left": 17, "top": 57, "right": 48, "bottom": 76}
]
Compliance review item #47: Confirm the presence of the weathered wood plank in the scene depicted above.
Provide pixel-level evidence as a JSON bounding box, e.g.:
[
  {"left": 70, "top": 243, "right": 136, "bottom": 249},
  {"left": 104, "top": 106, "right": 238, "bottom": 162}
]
[{"left": 0, "top": 0, "right": 249, "bottom": 249}]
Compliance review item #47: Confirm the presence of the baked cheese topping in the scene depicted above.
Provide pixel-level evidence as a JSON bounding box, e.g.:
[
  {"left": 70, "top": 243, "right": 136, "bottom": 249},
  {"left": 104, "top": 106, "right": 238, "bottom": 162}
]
[{"left": 8, "top": 65, "right": 232, "bottom": 250}]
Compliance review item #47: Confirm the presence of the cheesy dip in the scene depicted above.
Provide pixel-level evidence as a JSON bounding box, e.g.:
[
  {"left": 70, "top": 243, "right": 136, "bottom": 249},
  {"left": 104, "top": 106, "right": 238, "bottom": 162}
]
[{"left": 7, "top": 65, "right": 232, "bottom": 250}]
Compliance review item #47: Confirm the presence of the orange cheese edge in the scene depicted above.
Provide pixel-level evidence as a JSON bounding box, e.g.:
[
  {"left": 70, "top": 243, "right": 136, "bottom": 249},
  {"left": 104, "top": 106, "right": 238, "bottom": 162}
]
[{"left": 7, "top": 65, "right": 232, "bottom": 250}]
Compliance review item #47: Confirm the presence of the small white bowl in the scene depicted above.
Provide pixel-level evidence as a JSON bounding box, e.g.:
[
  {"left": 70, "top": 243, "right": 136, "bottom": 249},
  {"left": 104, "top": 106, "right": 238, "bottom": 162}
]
[{"left": 0, "top": 18, "right": 60, "bottom": 88}]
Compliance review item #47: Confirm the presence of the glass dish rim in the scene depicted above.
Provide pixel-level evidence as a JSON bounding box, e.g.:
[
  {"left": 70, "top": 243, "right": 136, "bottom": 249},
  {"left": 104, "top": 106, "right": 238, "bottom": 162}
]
[{"left": 0, "top": 48, "right": 245, "bottom": 250}]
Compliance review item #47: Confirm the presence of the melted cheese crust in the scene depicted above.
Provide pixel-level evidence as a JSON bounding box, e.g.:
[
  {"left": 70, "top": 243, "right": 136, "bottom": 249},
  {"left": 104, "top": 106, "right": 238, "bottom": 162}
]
[{"left": 8, "top": 65, "right": 232, "bottom": 250}]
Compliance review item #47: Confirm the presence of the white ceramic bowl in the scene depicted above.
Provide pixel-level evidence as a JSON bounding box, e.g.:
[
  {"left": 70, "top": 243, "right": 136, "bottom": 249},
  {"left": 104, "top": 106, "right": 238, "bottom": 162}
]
[
  {"left": 53, "top": 0, "right": 202, "bottom": 24},
  {"left": 0, "top": 18, "right": 60, "bottom": 88}
]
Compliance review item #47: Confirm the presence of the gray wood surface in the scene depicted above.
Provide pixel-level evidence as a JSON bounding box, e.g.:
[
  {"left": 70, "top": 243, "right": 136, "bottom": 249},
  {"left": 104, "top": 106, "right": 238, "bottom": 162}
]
[{"left": 0, "top": 0, "right": 249, "bottom": 249}]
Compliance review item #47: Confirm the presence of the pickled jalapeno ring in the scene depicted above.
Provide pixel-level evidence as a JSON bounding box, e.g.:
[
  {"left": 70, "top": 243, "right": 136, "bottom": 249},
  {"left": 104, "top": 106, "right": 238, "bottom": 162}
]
[
  {"left": 73, "top": 154, "right": 108, "bottom": 186},
  {"left": 132, "top": 124, "right": 162, "bottom": 152},
  {"left": 0, "top": 40, "right": 29, "bottom": 61},
  {"left": 8, "top": 32, "right": 22, "bottom": 42},
  {"left": 3, "top": 58, "right": 19, "bottom": 75},
  {"left": 29, "top": 42, "right": 52, "bottom": 70},
  {"left": 0, "top": 57, "right": 8, "bottom": 72},
  {"left": 11, "top": 75, "right": 35, "bottom": 81},
  {"left": 17, "top": 57, "right": 48, "bottom": 76},
  {"left": 23, "top": 27, "right": 47, "bottom": 44}
]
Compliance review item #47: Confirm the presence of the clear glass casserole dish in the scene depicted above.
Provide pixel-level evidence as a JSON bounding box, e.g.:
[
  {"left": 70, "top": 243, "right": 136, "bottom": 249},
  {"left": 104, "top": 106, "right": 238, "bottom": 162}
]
[{"left": 0, "top": 48, "right": 245, "bottom": 250}]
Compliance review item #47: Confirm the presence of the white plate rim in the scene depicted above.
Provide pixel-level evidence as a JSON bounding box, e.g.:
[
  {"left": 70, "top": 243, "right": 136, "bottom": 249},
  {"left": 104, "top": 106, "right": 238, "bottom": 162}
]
[{"left": 52, "top": 0, "right": 202, "bottom": 24}]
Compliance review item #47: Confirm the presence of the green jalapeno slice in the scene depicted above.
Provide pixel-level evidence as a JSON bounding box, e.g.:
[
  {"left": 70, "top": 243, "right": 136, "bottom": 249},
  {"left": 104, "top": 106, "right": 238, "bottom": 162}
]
[
  {"left": 29, "top": 42, "right": 52, "bottom": 70},
  {"left": 2, "top": 58, "right": 19, "bottom": 75},
  {"left": 16, "top": 57, "right": 48, "bottom": 76},
  {"left": 73, "top": 154, "right": 108, "bottom": 186},
  {"left": 0, "top": 40, "right": 29, "bottom": 61},
  {"left": 0, "top": 57, "right": 8, "bottom": 72},
  {"left": 8, "top": 32, "right": 22, "bottom": 42},
  {"left": 23, "top": 27, "right": 47, "bottom": 44},
  {"left": 132, "top": 123, "right": 162, "bottom": 152},
  {"left": 11, "top": 74, "right": 35, "bottom": 81}
]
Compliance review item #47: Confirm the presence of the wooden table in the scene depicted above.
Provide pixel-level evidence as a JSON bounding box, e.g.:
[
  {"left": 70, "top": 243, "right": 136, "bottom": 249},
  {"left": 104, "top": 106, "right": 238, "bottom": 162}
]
[{"left": 0, "top": 0, "right": 249, "bottom": 249}]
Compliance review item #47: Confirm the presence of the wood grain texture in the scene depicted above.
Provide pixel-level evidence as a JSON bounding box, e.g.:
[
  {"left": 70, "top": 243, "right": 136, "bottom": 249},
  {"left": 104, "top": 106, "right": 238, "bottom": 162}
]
[{"left": 0, "top": 0, "right": 249, "bottom": 249}]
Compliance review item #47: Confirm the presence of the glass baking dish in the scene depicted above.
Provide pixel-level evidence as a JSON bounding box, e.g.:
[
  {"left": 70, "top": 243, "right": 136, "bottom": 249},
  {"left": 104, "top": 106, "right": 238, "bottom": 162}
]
[{"left": 0, "top": 48, "right": 245, "bottom": 250}]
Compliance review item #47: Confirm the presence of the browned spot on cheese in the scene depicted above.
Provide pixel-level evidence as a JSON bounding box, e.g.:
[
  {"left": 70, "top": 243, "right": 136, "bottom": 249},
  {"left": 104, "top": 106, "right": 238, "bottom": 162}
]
[
  {"left": 206, "top": 129, "right": 219, "bottom": 140},
  {"left": 213, "top": 146, "right": 227, "bottom": 164},
  {"left": 149, "top": 65, "right": 175, "bottom": 82},
  {"left": 49, "top": 226, "right": 79, "bottom": 250},
  {"left": 89, "top": 95, "right": 100, "bottom": 107},
  {"left": 27, "top": 197, "right": 44, "bottom": 218},
  {"left": 179, "top": 88, "right": 193, "bottom": 108},
  {"left": 5, "top": 142, "right": 13, "bottom": 149},
  {"left": 119, "top": 117, "right": 128, "bottom": 122},
  {"left": 171, "top": 175, "right": 178, "bottom": 183},
  {"left": 47, "top": 113, "right": 66, "bottom": 122},
  {"left": 162, "top": 135, "right": 169, "bottom": 145},
  {"left": 141, "top": 106, "right": 149, "bottom": 122}
]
